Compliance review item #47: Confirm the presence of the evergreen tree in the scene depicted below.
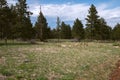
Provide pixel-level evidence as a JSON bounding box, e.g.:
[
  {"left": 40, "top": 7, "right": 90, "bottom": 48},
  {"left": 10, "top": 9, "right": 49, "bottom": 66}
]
[
  {"left": 72, "top": 18, "right": 84, "bottom": 40},
  {"left": 15, "top": 0, "right": 33, "bottom": 40},
  {"left": 61, "top": 22, "right": 71, "bottom": 39},
  {"left": 6, "top": 5, "right": 19, "bottom": 39},
  {"left": 35, "top": 9, "right": 49, "bottom": 41},
  {"left": 0, "top": 0, "right": 8, "bottom": 40},
  {"left": 98, "top": 18, "right": 111, "bottom": 40},
  {"left": 51, "top": 28, "right": 58, "bottom": 39},
  {"left": 56, "top": 17, "right": 61, "bottom": 41},
  {"left": 0, "top": 0, "right": 14, "bottom": 43},
  {"left": 46, "top": 27, "right": 52, "bottom": 39},
  {"left": 112, "top": 23, "right": 120, "bottom": 40},
  {"left": 85, "top": 4, "right": 100, "bottom": 40},
  {"left": 66, "top": 24, "right": 72, "bottom": 39}
]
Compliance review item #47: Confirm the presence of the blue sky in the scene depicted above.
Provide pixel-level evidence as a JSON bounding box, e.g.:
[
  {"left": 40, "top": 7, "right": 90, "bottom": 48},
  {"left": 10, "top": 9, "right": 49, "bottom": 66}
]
[{"left": 8, "top": 0, "right": 120, "bottom": 28}]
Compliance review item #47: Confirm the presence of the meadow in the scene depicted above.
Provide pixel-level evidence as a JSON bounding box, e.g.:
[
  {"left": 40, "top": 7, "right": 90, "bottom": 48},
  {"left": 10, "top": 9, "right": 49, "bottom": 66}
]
[{"left": 0, "top": 40, "right": 120, "bottom": 80}]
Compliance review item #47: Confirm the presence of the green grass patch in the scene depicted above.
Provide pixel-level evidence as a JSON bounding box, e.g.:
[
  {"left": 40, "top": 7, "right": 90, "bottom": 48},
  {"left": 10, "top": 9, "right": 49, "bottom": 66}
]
[
  {"left": 113, "top": 42, "right": 120, "bottom": 46},
  {"left": 0, "top": 41, "right": 120, "bottom": 79}
]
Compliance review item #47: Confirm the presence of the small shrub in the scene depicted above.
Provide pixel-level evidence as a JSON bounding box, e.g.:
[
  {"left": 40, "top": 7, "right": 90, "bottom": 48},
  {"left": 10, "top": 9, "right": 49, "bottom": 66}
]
[
  {"left": 1, "top": 69, "right": 13, "bottom": 76},
  {"left": 113, "top": 42, "right": 120, "bottom": 46},
  {"left": 16, "top": 74, "right": 24, "bottom": 79}
]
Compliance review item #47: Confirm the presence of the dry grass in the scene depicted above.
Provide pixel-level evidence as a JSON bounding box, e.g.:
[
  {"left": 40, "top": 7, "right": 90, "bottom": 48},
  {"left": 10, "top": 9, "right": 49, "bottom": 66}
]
[{"left": 0, "top": 41, "right": 120, "bottom": 80}]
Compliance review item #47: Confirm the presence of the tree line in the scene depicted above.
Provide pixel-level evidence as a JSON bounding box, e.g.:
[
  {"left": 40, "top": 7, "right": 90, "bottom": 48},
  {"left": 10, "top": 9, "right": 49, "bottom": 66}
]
[{"left": 0, "top": 0, "right": 120, "bottom": 42}]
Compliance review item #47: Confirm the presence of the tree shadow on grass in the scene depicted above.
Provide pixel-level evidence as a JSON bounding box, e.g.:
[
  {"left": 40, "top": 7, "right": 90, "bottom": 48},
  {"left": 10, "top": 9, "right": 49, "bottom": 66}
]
[{"left": 0, "top": 42, "right": 39, "bottom": 46}]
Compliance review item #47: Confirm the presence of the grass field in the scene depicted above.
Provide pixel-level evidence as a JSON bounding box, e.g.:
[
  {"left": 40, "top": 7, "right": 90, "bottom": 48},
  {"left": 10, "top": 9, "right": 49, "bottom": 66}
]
[{"left": 0, "top": 41, "right": 120, "bottom": 80}]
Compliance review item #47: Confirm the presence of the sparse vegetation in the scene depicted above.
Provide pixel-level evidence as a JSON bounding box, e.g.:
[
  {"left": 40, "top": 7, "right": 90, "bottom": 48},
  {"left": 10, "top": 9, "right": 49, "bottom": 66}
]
[{"left": 0, "top": 41, "right": 120, "bottom": 80}]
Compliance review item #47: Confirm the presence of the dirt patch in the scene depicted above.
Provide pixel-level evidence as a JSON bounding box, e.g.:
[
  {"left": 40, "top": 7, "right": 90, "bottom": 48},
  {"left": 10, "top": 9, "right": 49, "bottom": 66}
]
[
  {"left": 114, "top": 46, "right": 120, "bottom": 48},
  {"left": 0, "top": 57, "right": 5, "bottom": 64},
  {"left": 109, "top": 60, "right": 120, "bottom": 80},
  {"left": 0, "top": 74, "right": 6, "bottom": 80},
  {"left": 18, "top": 47, "right": 42, "bottom": 52},
  {"left": 47, "top": 71, "right": 62, "bottom": 80}
]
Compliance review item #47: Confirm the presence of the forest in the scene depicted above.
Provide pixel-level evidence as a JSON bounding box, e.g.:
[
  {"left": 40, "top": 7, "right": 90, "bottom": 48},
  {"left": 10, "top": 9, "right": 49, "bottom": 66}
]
[{"left": 0, "top": 0, "right": 120, "bottom": 43}]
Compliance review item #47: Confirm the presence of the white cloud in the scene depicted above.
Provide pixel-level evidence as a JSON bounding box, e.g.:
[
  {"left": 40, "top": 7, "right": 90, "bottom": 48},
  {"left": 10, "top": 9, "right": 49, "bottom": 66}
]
[
  {"left": 29, "top": 3, "right": 120, "bottom": 27},
  {"left": 7, "top": 0, "right": 17, "bottom": 5},
  {"left": 98, "top": 5, "right": 120, "bottom": 19},
  {"left": 97, "top": 4, "right": 120, "bottom": 27},
  {"left": 30, "top": 3, "right": 89, "bottom": 21}
]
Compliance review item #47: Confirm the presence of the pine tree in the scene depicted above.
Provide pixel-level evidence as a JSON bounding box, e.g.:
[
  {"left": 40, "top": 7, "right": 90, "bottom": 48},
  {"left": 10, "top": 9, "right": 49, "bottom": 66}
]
[
  {"left": 61, "top": 22, "right": 71, "bottom": 39},
  {"left": 85, "top": 4, "right": 100, "bottom": 40},
  {"left": 15, "top": 0, "right": 33, "bottom": 40},
  {"left": 66, "top": 24, "right": 72, "bottom": 39},
  {"left": 0, "top": 0, "right": 13, "bottom": 44},
  {"left": 50, "top": 28, "right": 58, "bottom": 39},
  {"left": 0, "top": 0, "right": 8, "bottom": 40},
  {"left": 46, "top": 27, "right": 52, "bottom": 39},
  {"left": 10, "top": 4, "right": 22, "bottom": 39},
  {"left": 98, "top": 18, "right": 111, "bottom": 40},
  {"left": 35, "top": 8, "right": 49, "bottom": 41},
  {"left": 112, "top": 23, "right": 120, "bottom": 40},
  {"left": 72, "top": 18, "right": 84, "bottom": 40},
  {"left": 56, "top": 17, "right": 61, "bottom": 41}
]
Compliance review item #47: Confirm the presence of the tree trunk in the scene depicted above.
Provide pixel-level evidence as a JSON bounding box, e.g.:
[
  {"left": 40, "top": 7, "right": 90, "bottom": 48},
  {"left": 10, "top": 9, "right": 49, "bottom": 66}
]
[{"left": 5, "top": 37, "right": 7, "bottom": 45}]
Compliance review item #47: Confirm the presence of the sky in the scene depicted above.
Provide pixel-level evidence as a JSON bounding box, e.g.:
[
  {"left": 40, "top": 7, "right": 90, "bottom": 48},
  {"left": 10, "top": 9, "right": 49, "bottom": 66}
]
[{"left": 7, "top": 0, "right": 120, "bottom": 28}]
